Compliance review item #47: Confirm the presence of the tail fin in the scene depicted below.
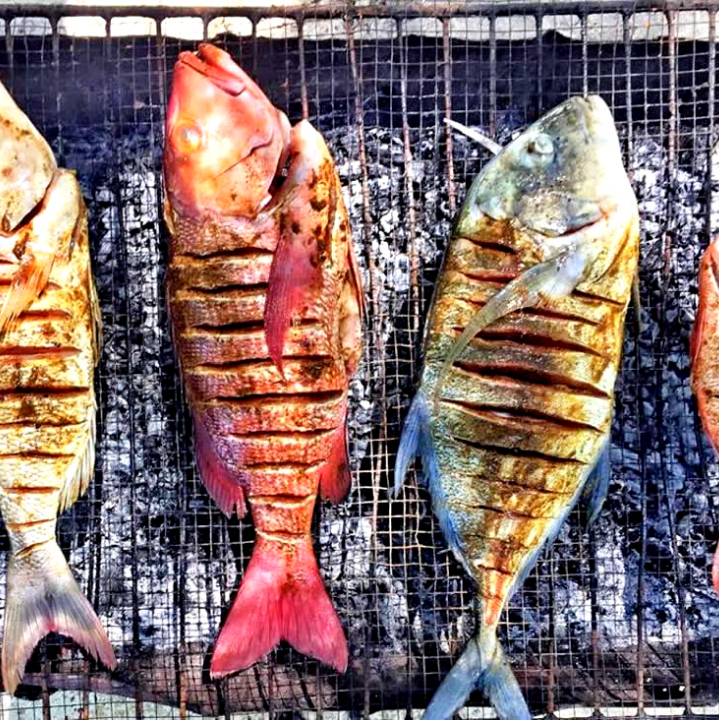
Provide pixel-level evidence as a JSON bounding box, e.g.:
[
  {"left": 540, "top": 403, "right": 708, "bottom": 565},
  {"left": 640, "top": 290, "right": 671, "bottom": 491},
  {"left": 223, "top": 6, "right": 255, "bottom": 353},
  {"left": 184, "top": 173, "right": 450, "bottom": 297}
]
[
  {"left": 2, "top": 540, "right": 116, "bottom": 695},
  {"left": 424, "top": 628, "right": 531, "bottom": 720},
  {"left": 210, "top": 535, "right": 347, "bottom": 678}
]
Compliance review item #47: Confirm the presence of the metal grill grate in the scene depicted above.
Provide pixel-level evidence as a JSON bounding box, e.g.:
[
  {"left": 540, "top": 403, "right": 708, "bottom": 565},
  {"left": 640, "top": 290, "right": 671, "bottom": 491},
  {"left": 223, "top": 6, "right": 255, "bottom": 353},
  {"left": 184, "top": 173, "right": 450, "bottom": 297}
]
[{"left": 0, "top": 1, "right": 717, "bottom": 717}]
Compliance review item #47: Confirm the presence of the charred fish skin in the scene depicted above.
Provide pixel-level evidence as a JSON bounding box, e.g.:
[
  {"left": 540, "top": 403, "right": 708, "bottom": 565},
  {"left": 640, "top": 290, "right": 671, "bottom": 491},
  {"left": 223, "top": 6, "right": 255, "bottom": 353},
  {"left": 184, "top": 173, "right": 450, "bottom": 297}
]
[
  {"left": 0, "top": 80, "right": 115, "bottom": 694},
  {"left": 690, "top": 236, "right": 719, "bottom": 594},
  {"left": 163, "top": 44, "right": 363, "bottom": 679},
  {"left": 395, "top": 96, "right": 639, "bottom": 720}
]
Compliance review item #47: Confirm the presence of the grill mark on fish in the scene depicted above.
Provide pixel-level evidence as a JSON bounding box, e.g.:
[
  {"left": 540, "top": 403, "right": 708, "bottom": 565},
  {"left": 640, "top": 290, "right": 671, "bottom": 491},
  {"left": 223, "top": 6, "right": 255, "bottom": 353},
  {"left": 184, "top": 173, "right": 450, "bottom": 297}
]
[
  {"left": 452, "top": 436, "right": 586, "bottom": 466},
  {"left": 451, "top": 280, "right": 604, "bottom": 327},
  {"left": 176, "top": 247, "right": 274, "bottom": 260},
  {"left": 455, "top": 236, "right": 517, "bottom": 255},
  {"left": 3, "top": 486, "right": 60, "bottom": 495},
  {"left": 452, "top": 500, "right": 551, "bottom": 522},
  {"left": 462, "top": 327, "right": 606, "bottom": 358},
  {"left": 192, "top": 354, "right": 332, "bottom": 372},
  {"left": 193, "top": 319, "right": 266, "bottom": 333},
  {"left": 443, "top": 398, "right": 604, "bottom": 434},
  {"left": 173, "top": 250, "right": 273, "bottom": 266},
  {"left": 471, "top": 561, "right": 514, "bottom": 576},
  {"left": 229, "top": 429, "right": 336, "bottom": 440},
  {"left": 183, "top": 282, "right": 268, "bottom": 296},
  {"left": 237, "top": 462, "right": 323, "bottom": 472},
  {"left": 0, "top": 419, "right": 86, "bottom": 428},
  {"left": 0, "top": 452, "right": 75, "bottom": 459},
  {"left": 0, "top": 346, "right": 80, "bottom": 359},
  {"left": 256, "top": 529, "right": 306, "bottom": 544},
  {"left": 5, "top": 518, "right": 54, "bottom": 530},
  {"left": 17, "top": 309, "right": 73, "bottom": 322},
  {"left": 249, "top": 494, "right": 315, "bottom": 507},
  {"left": 453, "top": 361, "right": 612, "bottom": 400},
  {"left": 452, "top": 470, "right": 573, "bottom": 497},
  {"left": 199, "top": 390, "right": 344, "bottom": 407},
  {"left": 14, "top": 537, "right": 54, "bottom": 559},
  {"left": 571, "top": 287, "right": 625, "bottom": 308},
  {"left": 175, "top": 288, "right": 264, "bottom": 301},
  {"left": 0, "top": 387, "right": 89, "bottom": 396}
]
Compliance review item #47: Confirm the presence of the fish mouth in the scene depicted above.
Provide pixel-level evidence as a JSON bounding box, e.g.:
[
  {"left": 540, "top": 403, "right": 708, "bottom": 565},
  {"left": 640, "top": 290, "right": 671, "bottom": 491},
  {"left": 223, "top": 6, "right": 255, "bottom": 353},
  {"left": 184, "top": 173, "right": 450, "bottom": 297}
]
[{"left": 176, "top": 43, "right": 248, "bottom": 97}]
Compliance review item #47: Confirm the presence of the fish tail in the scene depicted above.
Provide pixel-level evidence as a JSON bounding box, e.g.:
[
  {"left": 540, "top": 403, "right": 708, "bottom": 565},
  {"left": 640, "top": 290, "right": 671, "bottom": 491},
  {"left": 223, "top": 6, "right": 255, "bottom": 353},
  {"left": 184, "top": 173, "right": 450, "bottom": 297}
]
[
  {"left": 210, "top": 533, "right": 347, "bottom": 678},
  {"left": 424, "top": 627, "right": 531, "bottom": 720},
  {"left": 2, "top": 539, "right": 116, "bottom": 695}
]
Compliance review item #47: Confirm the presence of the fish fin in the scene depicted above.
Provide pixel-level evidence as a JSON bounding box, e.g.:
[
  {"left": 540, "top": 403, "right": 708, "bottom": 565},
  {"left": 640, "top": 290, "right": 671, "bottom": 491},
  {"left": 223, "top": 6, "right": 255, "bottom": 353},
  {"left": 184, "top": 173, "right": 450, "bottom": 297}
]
[
  {"left": 632, "top": 269, "right": 644, "bottom": 334},
  {"left": 264, "top": 121, "right": 336, "bottom": 375},
  {"left": 319, "top": 420, "right": 352, "bottom": 504},
  {"left": 424, "top": 629, "right": 531, "bottom": 720},
  {"left": 193, "top": 414, "right": 247, "bottom": 519},
  {"left": 58, "top": 404, "right": 97, "bottom": 514},
  {"left": 432, "top": 244, "right": 589, "bottom": 403},
  {"left": 339, "top": 243, "right": 364, "bottom": 377},
  {"left": 0, "top": 249, "right": 54, "bottom": 334},
  {"left": 2, "top": 540, "right": 116, "bottom": 695},
  {"left": 394, "top": 392, "right": 464, "bottom": 557},
  {"left": 394, "top": 392, "right": 430, "bottom": 496},
  {"left": 582, "top": 441, "right": 611, "bottom": 526},
  {"left": 210, "top": 535, "right": 347, "bottom": 678}
]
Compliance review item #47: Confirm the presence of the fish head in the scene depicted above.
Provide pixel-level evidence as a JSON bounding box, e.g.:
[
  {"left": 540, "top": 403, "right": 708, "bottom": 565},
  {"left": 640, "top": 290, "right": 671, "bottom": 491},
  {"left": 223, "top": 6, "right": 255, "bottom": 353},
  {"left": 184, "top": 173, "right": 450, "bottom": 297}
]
[
  {"left": 164, "top": 43, "right": 291, "bottom": 219},
  {"left": 0, "top": 79, "right": 57, "bottom": 234},
  {"left": 457, "top": 95, "right": 633, "bottom": 255}
]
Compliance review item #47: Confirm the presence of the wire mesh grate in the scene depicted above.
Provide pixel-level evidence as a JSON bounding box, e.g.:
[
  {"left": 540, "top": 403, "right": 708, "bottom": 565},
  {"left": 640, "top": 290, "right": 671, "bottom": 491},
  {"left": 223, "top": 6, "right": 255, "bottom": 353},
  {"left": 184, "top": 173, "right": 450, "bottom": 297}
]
[{"left": 0, "top": 1, "right": 717, "bottom": 717}]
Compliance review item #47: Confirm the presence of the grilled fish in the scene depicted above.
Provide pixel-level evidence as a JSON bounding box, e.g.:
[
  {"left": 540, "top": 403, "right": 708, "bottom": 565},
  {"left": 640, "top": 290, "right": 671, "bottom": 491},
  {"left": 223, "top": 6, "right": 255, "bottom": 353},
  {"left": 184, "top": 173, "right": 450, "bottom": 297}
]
[
  {"left": 163, "top": 44, "right": 363, "bottom": 678},
  {"left": 395, "top": 96, "right": 639, "bottom": 719},
  {"left": 0, "top": 79, "right": 115, "bottom": 693},
  {"left": 690, "top": 236, "right": 719, "bottom": 593}
]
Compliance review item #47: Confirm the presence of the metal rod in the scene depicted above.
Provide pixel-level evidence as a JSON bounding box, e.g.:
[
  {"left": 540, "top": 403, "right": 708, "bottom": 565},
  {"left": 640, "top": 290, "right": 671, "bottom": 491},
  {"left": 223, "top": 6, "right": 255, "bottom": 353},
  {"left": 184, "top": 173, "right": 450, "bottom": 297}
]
[
  {"left": 489, "top": 14, "right": 497, "bottom": 137},
  {"left": 2, "top": 1, "right": 717, "bottom": 21},
  {"left": 442, "top": 18, "right": 456, "bottom": 215},
  {"left": 399, "top": 20, "right": 420, "bottom": 341},
  {"left": 298, "top": 20, "right": 309, "bottom": 120}
]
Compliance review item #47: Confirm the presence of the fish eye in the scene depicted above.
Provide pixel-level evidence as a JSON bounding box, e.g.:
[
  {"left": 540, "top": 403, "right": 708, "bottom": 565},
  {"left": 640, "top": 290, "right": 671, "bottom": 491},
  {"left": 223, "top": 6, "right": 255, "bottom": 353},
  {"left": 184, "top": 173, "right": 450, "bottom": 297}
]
[
  {"left": 527, "top": 134, "right": 554, "bottom": 156},
  {"left": 173, "top": 121, "right": 203, "bottom": 153}
]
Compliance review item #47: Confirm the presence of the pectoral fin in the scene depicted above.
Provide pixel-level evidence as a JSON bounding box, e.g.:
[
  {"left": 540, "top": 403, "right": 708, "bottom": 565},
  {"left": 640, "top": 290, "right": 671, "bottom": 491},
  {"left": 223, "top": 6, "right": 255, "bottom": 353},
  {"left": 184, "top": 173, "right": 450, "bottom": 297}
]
[
  {"left": 582, "top": 440, "right": 611, "bottom": 526},
  {"left": 264, "top": 121, "right": 336, "bottom": 375},
  {"left": 433, "top": 244, "right": 590, "bottom": 402}
]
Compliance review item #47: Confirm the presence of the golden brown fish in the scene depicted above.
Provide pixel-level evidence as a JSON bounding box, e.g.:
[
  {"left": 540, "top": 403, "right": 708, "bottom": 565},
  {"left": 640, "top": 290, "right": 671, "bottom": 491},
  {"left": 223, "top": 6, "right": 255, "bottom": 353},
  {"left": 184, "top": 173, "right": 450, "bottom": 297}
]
[
  {"left": 395, "top": 96, "right": 638, "bottom": 719},
  {"left": 0, "top": 79, "right": 115, "bottom": 693}
]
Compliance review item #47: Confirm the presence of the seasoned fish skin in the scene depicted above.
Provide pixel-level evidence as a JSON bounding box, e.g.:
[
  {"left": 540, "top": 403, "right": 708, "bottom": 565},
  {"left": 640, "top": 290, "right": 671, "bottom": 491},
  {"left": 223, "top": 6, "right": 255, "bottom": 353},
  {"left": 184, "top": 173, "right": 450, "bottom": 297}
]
[
  {"left": 0, "top": 164, "right": 114, "bottom": 693},
  {"left": 164, "top": 44, "right": 363, "bottom": 679}
]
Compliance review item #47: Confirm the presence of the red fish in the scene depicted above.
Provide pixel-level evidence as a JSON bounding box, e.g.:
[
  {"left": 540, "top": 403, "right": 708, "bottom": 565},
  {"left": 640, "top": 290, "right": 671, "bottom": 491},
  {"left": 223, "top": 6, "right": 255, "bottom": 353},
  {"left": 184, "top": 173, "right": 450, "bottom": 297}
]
[
  {"left": 163, "top": 44, "right": 363, "bottom": 678},
  {"left": 690, "top": 236, "right": 719, "bottom": 593}
]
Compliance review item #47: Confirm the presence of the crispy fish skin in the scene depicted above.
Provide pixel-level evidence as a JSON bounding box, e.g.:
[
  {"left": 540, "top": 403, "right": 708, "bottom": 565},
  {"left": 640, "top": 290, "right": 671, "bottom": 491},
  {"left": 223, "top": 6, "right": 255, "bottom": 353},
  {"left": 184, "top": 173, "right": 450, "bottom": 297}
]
[
  {"left": 690, "top": 236, "right": 719, "bottom": 594},
  {"left": 0, "top": 81, "right": 114, "bottom": 694},
  {"left": 164, "top": 44, "right": 363, "bottom": 679},
  {"left": 395, "top": 96, "right": 638, "bottom": 720}
]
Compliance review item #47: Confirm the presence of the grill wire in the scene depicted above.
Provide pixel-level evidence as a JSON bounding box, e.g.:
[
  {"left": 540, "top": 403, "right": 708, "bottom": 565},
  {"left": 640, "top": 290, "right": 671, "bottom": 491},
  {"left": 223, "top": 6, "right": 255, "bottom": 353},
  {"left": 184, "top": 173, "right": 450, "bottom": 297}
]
[{"left": 0, "top": 1, "right": 718, "bottom": 717}]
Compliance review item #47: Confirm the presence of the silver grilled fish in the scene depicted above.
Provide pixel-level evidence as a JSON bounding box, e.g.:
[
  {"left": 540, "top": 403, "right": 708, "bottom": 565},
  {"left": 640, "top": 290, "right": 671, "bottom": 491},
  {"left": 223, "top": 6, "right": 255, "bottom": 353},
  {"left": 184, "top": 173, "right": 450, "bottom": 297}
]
[{"left": 395, "top": 96, "right": 639, "bottom": 719}]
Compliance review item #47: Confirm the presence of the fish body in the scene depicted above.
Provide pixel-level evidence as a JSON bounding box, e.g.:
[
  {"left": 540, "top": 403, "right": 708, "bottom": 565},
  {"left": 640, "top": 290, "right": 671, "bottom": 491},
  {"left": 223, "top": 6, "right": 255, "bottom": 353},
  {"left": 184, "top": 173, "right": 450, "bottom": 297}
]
[
  {"left": 690, "top": 236, "right": 719, "bottom": 592},
  {"left": 0, "top": 80, "right": 115, "bottom": 693},
  {"left": 395, "top": 97, "right": 638, "bottom": 719},
  {"left": 163, "top": 44, "right": 363, "bottom": 678}
]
